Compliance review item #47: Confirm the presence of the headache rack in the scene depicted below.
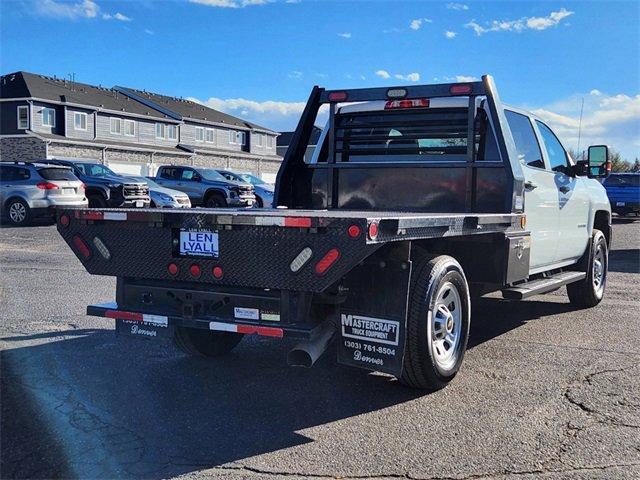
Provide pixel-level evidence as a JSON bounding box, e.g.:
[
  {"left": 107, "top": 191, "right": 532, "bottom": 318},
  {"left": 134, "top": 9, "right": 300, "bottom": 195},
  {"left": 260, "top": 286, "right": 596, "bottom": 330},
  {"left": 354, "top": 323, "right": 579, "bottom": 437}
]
[{"left": 275, "top": 75, "right": 526, "bottom": 214}]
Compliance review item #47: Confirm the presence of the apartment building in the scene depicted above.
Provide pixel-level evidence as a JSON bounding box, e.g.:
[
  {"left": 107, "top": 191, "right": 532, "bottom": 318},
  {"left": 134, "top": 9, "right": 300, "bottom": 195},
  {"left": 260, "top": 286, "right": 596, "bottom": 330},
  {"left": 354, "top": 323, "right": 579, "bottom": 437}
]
[{"left": 0, "top": 71, "right": 281, "bottom": 180}]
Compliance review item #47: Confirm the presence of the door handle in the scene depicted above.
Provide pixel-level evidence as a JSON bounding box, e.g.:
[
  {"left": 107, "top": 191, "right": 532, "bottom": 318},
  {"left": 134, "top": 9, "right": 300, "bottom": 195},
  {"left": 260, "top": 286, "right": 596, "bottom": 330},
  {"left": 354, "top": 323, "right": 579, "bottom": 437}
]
[
  {"left": 559, "top": 186, "right": 570, "bottom": 194},
  {"left": 524, "top": 180, "right": 538, "bottom": 191}
]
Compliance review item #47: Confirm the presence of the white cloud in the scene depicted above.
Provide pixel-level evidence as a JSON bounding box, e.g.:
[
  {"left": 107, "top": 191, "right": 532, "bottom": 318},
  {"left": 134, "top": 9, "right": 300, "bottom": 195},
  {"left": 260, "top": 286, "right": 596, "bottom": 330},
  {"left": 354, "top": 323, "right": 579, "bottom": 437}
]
[
  {"left": 35, "top": 0, "right": 99, "bottom": 19},
  {"left": 528, "top": 91, "right": 640, "bottom": 159},
  {"left": 454, "top": 75, "right": 478, "bottom": 82},
  {"left": 337, "top": 32, "right": 351, "bottom": 39},
  {"left": 285, "top": 0, "right": 300, "bottom": 3},
  {"left": 394, "top": 72, "right": 420, "bottom": 82},
  {"left": 288, "top": 70, "right": 303, "bottom": 80},
  {"left": 445, "top": 30, "right": 457, "bottom": 39},
  {"left": 189, "top": 0, "right": 272, "bottom": 8},
  {"left": 188, "top": 96, "right": 329, "bottom": 132},
  {"left": 446, "top": 3, "right": 468, "bottom": 10},
  {"left": 375, "top": 70, "right": 391, "bottom": 79},
  {"left": 409, "top": 17, "right": 432, "bottom": 30},
  {"left": 466, "top": 8, "right": 574, "bottom": 35},
  {"left": 103, "top": 12, "right": 132, "bottom": 21},
  {"left": 144, "top": 28, "right": 154, "bottom": 35}
]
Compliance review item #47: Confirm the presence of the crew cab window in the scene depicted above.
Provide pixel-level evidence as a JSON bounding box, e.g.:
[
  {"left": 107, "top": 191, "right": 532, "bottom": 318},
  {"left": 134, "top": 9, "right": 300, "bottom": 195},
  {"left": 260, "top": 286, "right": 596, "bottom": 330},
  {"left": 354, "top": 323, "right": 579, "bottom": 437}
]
[
  {"left": 535, "top": 121, "right": 569, "bottom": 172},
  {"left": 2, "top": 167, "right": 31, "bottom": 180},
  {"left": 331, "top": 108, "right": 499, "bottom": 163},
  {"left": 504, "top": 111, "right": 544, "bottom": 169},
  {"left": 181, "top": 169, "right": 196, "bottom": 181},
  {"left": 160, "top": 167, "right": 182, "bottom": 180}
]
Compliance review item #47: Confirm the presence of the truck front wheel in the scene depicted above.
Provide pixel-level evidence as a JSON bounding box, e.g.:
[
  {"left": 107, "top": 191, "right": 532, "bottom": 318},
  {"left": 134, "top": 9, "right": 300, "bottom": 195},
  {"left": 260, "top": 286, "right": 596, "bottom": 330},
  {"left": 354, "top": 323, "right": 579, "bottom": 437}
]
[
  {"left": 567, "top": 229, "right": 608, "bottom": 308},
  {"left": 173, "top": 327, "right": 244, "bottom": 357},
  {"left": 400, "top": 255, "right": 471, "bottom": 391}
]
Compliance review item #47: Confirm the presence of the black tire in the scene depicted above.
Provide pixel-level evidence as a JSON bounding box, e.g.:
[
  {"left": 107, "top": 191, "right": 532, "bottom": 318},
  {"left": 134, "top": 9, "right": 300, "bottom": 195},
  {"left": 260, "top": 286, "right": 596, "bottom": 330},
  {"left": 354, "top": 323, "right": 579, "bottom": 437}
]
[
  {"left": 205, "top": 193, "right": 227, "bottom": 208},
  {"left": 88, "top": 194, "right": 108, "bottom": 208},
  {"left": 567, "top": 229, "right": 608, "bottom": 308},
  {"left": 173, "top": 326, "right": 244, "bottom": 357},
  {"left": 400, "top": 255, "right": 471, "bottom": 391},
  {"left": 255, "top": 196, "right": 264, "bottom": 208},
  {"left": 5, "top": 198, "right": 31, "bottom": 226}
]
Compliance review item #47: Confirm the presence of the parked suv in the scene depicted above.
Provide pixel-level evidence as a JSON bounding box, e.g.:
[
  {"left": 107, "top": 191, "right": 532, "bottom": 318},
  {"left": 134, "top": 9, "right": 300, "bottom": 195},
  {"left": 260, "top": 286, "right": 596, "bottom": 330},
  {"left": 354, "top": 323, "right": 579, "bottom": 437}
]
[
  {"left": 40, "top": 159, "right": 150, "bottom": 208},
  {"left": 217, "top": 170, "right": 274, "bottom": 208},
  {"left": 154, "top": 165, "right": 255, "bottom": 208},
  {"left": 0, "top": 161, "right": 87, "bottom": 225}
]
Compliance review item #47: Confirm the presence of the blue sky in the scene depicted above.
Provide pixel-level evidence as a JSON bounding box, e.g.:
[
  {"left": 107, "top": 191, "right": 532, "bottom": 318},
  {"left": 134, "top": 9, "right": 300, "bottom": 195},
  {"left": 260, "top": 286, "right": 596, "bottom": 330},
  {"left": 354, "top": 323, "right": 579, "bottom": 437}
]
[{"left": 2, "top": 0, "right": 639, "bottom": 159}]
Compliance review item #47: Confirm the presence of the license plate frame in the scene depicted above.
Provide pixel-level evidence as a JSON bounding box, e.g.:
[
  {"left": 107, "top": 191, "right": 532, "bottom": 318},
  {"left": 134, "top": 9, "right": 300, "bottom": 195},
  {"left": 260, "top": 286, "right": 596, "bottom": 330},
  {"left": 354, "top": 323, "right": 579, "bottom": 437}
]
[
  {"left": 62, "top": 188, "right": 74, "bottom": 195},
  {"left": 135, "top": 200, "right": 144, "bottom": 208},
  {"left": 616, "top": 202, "right": 626, "bottom": 206},
  {"left": 177, "top": 228, "right": 219, "bottom": 258}
]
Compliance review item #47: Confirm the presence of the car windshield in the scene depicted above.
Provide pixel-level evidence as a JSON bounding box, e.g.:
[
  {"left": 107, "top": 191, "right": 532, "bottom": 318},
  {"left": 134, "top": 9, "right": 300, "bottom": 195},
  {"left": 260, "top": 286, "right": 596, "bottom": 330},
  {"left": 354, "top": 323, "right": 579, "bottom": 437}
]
[
  {"left": 130, "top": 176, "right": 159, "bottom": 188},
  {"left": 199, "top": 169, "right": 227, "bottom": 181},
  {"left": 605, "top": 175, "right": 640, "bottom": 187},
  {"left": 75, "top": 163, "right": 116, "bottom": 177},
  {"left": 239, "top": 173, "right": 267, "bottom": 185}
]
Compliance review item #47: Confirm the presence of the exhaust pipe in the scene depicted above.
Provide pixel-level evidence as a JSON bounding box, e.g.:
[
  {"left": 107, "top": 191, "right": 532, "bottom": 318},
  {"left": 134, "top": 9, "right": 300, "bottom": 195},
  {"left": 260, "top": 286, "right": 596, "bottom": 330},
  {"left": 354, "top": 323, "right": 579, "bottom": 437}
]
[{"left": 287, "top": 320, "right": 335, "bottom": 368}]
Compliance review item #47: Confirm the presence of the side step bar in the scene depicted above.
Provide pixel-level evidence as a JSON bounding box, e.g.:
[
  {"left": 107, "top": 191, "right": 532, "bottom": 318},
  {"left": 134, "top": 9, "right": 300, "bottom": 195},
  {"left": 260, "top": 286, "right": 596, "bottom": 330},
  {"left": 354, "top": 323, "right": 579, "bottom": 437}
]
[{"left": 502, "top": 271, "right": 586, "bottom": 300}]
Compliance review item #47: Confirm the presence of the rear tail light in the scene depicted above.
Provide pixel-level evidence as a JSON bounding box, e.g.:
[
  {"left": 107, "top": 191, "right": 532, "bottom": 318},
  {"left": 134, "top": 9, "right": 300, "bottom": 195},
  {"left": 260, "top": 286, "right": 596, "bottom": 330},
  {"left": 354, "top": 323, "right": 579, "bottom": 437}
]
[
  {"left": 368, "top": 221, "right": 379, "bottom": 240},
  {"left": 328, "top": 91, "right": 348, "bottom": 102},
  {"left": 72, "top": 234, "right": 91, "bottom": 259},
  {"left": 59, "top": 214, "right": 70, "bottom": 227},
  {"left": 168, "top": 263, "right": 179, "bottom": 276},
  {"left": 80, "top": 183, "right": 86, "bottom": 190},
  {"left": 189, "top": 264, "right": 202, "bottom": 278},
  {"left": 450, "top": 84, "right": 473, "bottom": 95},
  {"left": 385, "top": 99, "right": 429, "bottom": 110},
  {"left": 37, "top": 181, "right": 59, "bottom": 190},
  {"left": 347, "top": 224, "right": 361, "bottom": 238},
  {"left": 315, "top": 248, "right": 340, "bottom": 275},
  {"left": 212, "top": 266, "right": 224, "bottom": 279}
]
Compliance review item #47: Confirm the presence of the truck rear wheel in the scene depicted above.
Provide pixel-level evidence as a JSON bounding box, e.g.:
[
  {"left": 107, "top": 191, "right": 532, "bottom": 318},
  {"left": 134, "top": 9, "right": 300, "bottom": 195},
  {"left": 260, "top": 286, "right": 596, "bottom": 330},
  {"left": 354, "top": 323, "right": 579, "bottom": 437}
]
[
  {"left": 567, "top": 229, "right": 608, "bottom": 308},
  {"left": 173, "top": 326, "right": 244, "bottom": 357},
  {"left": 205, "top": 193, "right": 227, "bottom": 208},
  {"left": 400, "top": 255, "right": 471, "bottom": 391}
]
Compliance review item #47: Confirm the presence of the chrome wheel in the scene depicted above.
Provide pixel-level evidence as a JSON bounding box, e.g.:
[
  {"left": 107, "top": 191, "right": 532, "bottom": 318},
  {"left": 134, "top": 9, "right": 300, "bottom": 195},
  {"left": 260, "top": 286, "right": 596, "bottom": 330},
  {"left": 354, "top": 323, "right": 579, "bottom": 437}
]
[
  {"left": 592, "top": 243, "right": 606, "bottom": 296},
  {"left": 9, "top": 201, "right": 27, "bottom": 224},
  {"left": 430, "top": 281, "right": 462, "bottom": 371}
]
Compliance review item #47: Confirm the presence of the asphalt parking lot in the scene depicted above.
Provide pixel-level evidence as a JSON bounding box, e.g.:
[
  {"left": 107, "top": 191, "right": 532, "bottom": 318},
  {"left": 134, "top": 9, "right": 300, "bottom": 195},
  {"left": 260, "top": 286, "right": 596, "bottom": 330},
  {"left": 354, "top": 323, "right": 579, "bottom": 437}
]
[{"left": 1, "top": 219, "right": 639, "bottom": 479}]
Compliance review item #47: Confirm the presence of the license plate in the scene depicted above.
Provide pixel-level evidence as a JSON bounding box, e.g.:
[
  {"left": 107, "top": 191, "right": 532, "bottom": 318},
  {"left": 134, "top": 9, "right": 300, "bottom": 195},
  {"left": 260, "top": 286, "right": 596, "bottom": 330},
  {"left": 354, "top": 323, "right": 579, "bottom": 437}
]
[
  {"left": 135, "top": 200, "right": 144, "bottom": 208},
  {"left": 179, "top": 229, "right": 219, "bottom": 258},
  {"left": 63, "top": 188, "right": 74, "bottom": 195},
  {"left": 616, "top": 202, "right": 626, "bottom": 206}
]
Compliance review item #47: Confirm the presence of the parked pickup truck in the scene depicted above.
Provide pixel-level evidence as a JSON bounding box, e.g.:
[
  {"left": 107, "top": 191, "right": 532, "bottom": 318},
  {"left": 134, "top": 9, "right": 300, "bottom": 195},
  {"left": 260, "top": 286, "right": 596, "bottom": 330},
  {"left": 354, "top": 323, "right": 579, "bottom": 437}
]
[
  {"left": 40, "top": 159, "right": 150, "bottom": 209},
  {"left": 154, "top": 165, "right": 255, "bottom": 208},
  {"left": 56, "top": 76, "right": 612, "bottom": 390},
  {"left": 603, "top": 173, "right": 640, "bottom": 216}
]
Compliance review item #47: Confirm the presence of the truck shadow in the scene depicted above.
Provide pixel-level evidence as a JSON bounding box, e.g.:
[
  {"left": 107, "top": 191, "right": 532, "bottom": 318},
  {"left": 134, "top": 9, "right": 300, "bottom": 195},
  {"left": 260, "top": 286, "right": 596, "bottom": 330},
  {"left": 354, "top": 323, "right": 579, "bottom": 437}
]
[{"left": 0, "top": 296, "right": 591, "bottom": 479}]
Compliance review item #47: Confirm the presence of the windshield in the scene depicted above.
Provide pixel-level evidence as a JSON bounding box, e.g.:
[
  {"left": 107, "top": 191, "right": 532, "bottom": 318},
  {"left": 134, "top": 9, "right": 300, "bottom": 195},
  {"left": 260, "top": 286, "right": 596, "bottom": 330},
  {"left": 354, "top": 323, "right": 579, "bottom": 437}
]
[
  {"left": 239, "top": 172, "right": 267, "bottom": 185},
  {"left": 75, "top": 163, "right": 116, "bottom": 177},
  {"left": 199, "top": 169, "right": 228, "bottom": 181}
]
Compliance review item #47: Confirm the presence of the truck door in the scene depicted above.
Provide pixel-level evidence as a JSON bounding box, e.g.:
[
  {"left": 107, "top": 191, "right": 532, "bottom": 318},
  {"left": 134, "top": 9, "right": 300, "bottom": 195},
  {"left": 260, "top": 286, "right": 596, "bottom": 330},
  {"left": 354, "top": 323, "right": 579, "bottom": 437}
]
[
  {"left": 504, "top": 110, "right": 559, "bottom": 270},
  {"left": 156, "top": 167, "right": 183, "bottom": 190},
  {"left": 534, "top": 120, "right": 589, "bottom": 263}
]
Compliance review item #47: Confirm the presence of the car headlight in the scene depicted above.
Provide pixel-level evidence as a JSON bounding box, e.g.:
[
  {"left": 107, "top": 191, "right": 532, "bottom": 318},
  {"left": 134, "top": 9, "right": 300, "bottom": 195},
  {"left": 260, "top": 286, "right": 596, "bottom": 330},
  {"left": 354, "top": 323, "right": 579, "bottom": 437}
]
[{"left": 158, "top": 193, "right": 173, "bottom": 202}]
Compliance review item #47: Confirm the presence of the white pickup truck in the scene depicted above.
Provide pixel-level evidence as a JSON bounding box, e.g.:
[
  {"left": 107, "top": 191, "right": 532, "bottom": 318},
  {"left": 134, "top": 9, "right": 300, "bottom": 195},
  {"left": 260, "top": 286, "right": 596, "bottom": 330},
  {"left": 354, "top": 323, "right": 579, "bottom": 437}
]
[{"left": 57, "top": 76, "right": 612, "bottom": 390}]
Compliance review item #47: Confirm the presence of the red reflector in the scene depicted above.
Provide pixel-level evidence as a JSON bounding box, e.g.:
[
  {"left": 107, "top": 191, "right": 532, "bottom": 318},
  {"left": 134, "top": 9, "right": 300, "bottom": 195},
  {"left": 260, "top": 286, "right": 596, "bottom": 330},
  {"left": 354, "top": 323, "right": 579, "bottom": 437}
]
[
  {"left": 237, "top": 325, "right": 284, "bottom": 338},
  {"left": 189, "top": 264, "right": 201, "bottom": 278},
  {"left": 212, "top": 266, "right": 224, "bottom": 279},
  {"left": 36, "top": 181, "right": 59, "bottom": 190},
  {"left": 82, "top": 211, "right": 104, "bottom": 221},
  {"left": 72, "top": 234, "right": 91, "bottom": 259},
  {"left": 368, "top": 221, "right": 379, "bottom": 240},
  {"left": 328, "top": 91, "right": 348, "bottom": 102},
  {"left": 168, "top": 263, "right": 179, "bottom": 275},
  {"left": 315, "top": 248, "right": 340, "bottom": 275},
  {"left": 59, "top": 214, "right": 70, "bottom": 227},
  {"left": 384, "top": 99, "right": 430, "bottom": 110},
  {"left": 284, "top": 217, "right": 312, "bottom": 228},
  {"left": 105, "top": 310, "right": 143, "bottom": 321},
  {"left": 347, "top": 224, "right": 361, "bottom": 238},
  {"left": 450, "top": 84, "right": 473, "bottom": 95}
]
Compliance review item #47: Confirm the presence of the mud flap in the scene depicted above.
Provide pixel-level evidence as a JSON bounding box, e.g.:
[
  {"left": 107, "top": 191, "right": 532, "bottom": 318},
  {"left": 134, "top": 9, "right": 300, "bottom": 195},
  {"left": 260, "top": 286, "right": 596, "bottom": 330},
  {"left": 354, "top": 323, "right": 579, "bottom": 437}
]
[
  {"left": 337, "top": 243, "right": 412, "bottom": 376},
  {"left": 115, "top": 319, "right": 174, "bottom": 339}
]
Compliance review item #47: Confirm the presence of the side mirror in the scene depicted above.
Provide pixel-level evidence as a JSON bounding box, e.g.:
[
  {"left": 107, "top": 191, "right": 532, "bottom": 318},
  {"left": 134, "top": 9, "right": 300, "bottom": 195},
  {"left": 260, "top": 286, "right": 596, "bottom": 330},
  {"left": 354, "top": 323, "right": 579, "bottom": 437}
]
[
  {"left": 586, "top": 145, "right": 611, "bottom": 178},
  {"left": 192, "top": 174, "right": 202, "bottom": 182}
]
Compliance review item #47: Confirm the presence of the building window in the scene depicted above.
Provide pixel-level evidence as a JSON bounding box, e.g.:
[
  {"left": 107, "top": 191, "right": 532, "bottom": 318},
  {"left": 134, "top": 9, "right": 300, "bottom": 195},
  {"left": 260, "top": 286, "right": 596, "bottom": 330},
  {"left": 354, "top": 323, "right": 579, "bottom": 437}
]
[
  {"left": 267, "top": 135, "right": 273, "bottom": 149},
  {"left": 74, "top": 112, "right": 87, "bottom": 131},
  {"left": 205, "top": 128, "right": 215, "bottom": 143},
  {"left": 231, "top": 131, "right": 246, "bottom": 146},
  {"left": 257, "top": 133, "right": 264, "bottom": 147},
  {"left": 167, "top": 124, "right": 178, "bottom": 141},
  {"left": 239, "top": 132, "right": 247, "bottom": 146},
  {"left": 17, "top": 106, "right": 29, "bottom": 129},
  {"left": 195, "top": 127, "right": 204, "bottom": 142},
  {"left": 124, "top": 119, "right": 135, "bottom": 137},
  {"left": 155, "top": 123, "right": 165, "bottom": 139},
  {"left": 42, "top": 107, "right": 56, "bottom": 127},
  {"left": 229, "top": 130, "right": 236, "bottom": 144},
  {"left": 110, "top": 117, "right": 122, "bottom": 135}
]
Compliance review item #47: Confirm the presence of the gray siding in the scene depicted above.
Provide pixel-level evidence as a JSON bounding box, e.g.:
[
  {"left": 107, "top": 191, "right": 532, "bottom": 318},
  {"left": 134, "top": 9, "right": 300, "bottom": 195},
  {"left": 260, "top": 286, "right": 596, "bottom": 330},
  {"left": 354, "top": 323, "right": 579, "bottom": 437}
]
[
  {"left": 31, "top": 102, "right": 63, "bottom": 135},
  {"left": 250, "top": 132, "right": 277, "bottom": 155},
  {"left": 0, "top": 101, "right": 29, "bottom": 135},
  {"left": 65, "top": 107, "right": 95, "bottom": 140},
  {"left": 95, "top": 114, "right": 178, "bottom": 147}
]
